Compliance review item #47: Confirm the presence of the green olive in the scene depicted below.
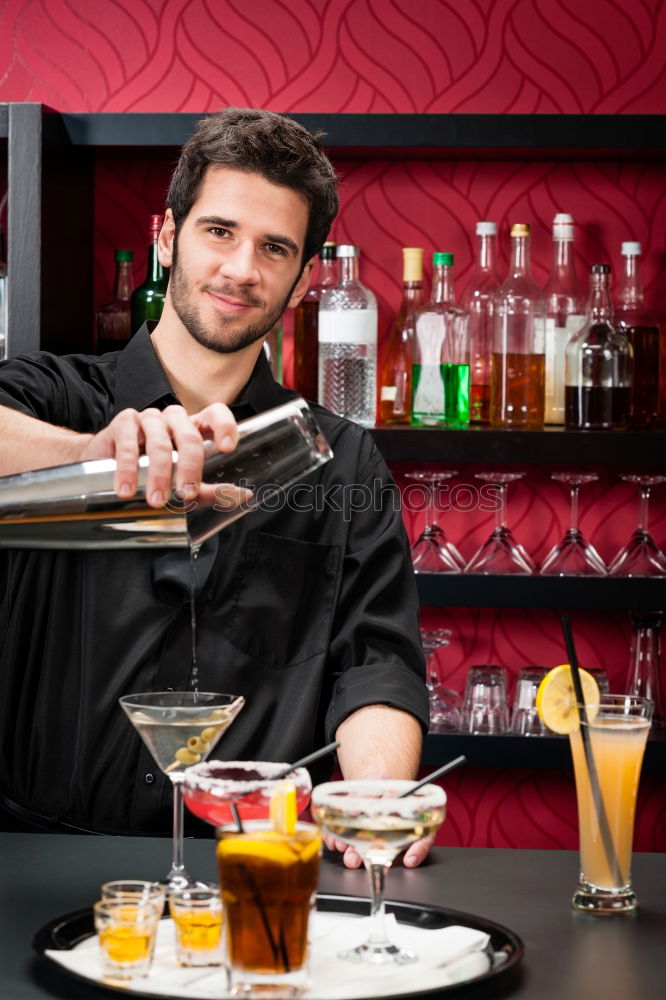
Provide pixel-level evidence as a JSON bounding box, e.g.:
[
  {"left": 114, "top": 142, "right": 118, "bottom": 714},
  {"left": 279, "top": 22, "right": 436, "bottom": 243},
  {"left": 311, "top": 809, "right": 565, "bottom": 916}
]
[{"left": 175, "top": 747, "right": 200, "bottom": 765}]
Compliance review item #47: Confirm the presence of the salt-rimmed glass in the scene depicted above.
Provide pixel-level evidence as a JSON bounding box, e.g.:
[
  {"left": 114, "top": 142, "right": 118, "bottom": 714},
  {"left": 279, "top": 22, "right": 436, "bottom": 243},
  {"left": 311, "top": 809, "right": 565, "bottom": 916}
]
[
  {"left": 183, "top": 760, "right": 312, "bottom": 828},
  {"left": 311, "top": 780, "right": 446, "bottom": 965}
]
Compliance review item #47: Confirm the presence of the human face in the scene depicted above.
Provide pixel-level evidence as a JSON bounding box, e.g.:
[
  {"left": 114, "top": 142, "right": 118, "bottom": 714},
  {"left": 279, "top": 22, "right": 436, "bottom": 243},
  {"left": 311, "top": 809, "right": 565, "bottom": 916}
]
[{"left": 160, "top": 167, "right": 312, "bottom": 355}]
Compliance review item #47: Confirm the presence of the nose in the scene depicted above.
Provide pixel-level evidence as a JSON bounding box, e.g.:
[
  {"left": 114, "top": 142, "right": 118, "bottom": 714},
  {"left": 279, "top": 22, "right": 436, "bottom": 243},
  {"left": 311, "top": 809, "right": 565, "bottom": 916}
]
[{"left": 219, "top": 239, "right": 260, "bottom": 285}]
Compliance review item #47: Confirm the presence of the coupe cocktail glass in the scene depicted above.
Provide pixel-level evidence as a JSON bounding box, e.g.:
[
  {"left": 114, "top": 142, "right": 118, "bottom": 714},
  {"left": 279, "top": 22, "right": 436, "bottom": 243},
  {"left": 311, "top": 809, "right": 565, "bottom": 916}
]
[
  {"left": 608, "top": 475, "right": 666, "bottom": 576},
  {"left": 539, "top": 473, "right": 607, "bottom": 576},
  {"left": 183, "top": 759, "right": 312, "bottom": 828},
  {"left": 405, "top": 470, "right": 465, "bottom": 572},
  {"left": 119, "top": 691, "right": 244, "bottom": 892},
  {"left": 464, "top": 472, "right": 535, "bottom": 574},
  {"left": 311, "top": 780, "right": 446, "bottom": 965}
]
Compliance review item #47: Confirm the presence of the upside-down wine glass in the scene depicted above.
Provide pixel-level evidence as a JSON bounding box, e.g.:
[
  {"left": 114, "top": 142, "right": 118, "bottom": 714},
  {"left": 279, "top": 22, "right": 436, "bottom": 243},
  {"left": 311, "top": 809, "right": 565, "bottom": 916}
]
[
  {"left": 608, "top": 475, "right": 666, "bottom": 576},
  {"left": 119, "top": 691, "right": 245, "bottom": 892},
  {"left": 404, "top": 470, "right": 465, "bottom": 572},
  {"left": 420, "top": 627, "right": 461, "bottom": 732},
  {"left": 464, "top": 472, "right": 535, "bottom": 574},
  {"left": 539, "top": 473, "right": 607, "bottom": 575}
]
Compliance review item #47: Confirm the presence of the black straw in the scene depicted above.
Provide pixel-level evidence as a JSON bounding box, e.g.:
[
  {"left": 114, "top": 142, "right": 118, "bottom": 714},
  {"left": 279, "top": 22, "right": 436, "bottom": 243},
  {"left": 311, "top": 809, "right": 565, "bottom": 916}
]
[
  {"left": 271, "top": 740, "right": 340, "bottom": 780},
  {"left": 230, "top": 801, "right": 245, "bottom": 833},
  {"left": 560, "top": 615, "right": 623, "bottom": 887},
  {"left": 398, "top": 755, "right": 466, "bottom": 797}
]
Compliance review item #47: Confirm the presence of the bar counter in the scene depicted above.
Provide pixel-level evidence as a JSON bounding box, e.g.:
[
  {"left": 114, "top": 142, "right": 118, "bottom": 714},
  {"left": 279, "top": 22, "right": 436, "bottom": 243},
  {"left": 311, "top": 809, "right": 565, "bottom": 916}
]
[{"left": 3, "top": 832, "right": 664, "bottom": 999}]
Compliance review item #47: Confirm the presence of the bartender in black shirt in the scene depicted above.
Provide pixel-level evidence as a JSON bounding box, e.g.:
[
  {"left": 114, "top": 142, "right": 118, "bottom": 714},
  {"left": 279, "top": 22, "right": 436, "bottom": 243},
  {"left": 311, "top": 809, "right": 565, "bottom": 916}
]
[{"left": 0, "top": 109, "right": 429, "bottom": 866}]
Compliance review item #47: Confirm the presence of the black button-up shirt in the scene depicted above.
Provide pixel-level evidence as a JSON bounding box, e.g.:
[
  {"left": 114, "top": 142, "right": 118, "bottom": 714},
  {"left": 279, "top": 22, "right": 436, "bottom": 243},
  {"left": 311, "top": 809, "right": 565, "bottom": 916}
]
[{"left": 0, "top": 326, "right": 428, "bottom": 834}]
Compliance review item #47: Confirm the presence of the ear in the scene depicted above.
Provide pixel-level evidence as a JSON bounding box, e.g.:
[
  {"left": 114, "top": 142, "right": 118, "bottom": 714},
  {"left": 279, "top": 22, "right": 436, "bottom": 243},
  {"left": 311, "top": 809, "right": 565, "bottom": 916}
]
[
  {"left": 159, "top": 209, "right": 176, "bottom": 267},
  {"left": 286, "top": 258, "right": 315, "bottom": 309}
]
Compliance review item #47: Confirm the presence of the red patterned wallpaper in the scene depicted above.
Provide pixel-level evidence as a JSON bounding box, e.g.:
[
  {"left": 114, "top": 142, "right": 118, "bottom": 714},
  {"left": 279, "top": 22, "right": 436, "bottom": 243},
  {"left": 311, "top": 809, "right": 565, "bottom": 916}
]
[{"left": 2, "top": 0, "right": 665, "bottom": 849}]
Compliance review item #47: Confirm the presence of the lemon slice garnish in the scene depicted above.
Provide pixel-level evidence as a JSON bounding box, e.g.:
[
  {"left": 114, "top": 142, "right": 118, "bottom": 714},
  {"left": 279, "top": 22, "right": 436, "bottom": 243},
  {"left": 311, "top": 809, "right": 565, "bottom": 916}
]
[
  {"left": 535, "top": 665, "right": 600, "bottom": 734},
  {"left": 269, "top": 781, "right": 297, "bottom": 835}
]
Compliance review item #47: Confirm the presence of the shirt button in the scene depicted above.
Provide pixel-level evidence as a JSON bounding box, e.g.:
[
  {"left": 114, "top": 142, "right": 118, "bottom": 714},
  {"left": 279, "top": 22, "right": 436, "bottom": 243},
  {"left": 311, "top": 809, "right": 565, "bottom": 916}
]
[
  {"left": 165, "top": 687, "right": 174, "bottom": 692},
  {"left": 144, "top": 773, "right": 155, "bottom": 784}
]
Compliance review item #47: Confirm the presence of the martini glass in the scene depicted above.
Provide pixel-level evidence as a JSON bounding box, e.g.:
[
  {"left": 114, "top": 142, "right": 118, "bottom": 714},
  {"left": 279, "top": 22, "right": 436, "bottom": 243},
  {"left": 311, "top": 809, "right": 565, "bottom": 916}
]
[
  {"left": 608, "top": 475, "right": 666, "bottom": 576},
  {"left": 311, "top": 779, "right": 446, "bottom": 965},
  {"left": 119, "top": 691, "right": 245, "bottom": 892},
  {"left": 420, "top": 628, "right": 461, "bottom": 732},
  {"left": 464, "top": 471, "right": 534, "bottom": 574},
  {"left": 539, "top": 473, "right": 607, "bottom": 575},
  {"left": 404, "top": 470, "right": 465, "bottom": 572},
  {"left": 183, "top": 759, "right": 312, "bottom": 828}
]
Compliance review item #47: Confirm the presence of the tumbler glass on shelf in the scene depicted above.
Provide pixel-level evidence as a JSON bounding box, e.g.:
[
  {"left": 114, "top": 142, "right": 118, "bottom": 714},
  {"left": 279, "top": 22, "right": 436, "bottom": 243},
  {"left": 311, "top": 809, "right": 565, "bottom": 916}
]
[
  {"left": 464, "top": 472, "right": 535, "bottom": 575},
  {"left": 539, "top": 473, "right": 607, "bottom": 576},
  {"left": 461, "top": 665, "right": 510, "bottom": 734},
  {"left": 420, "top": 627, "right": 461, "bottom": 733},
  {"left": 405, "top": 470, "right": 465, "bottom": 572},
  {"left": 510, "top": 667, "right": 549, "bottom": 736},
  {"left": 608, "top": 475, "right": 666, "bottom": 576},
  {"left": 119, "top": 691, "right": 245, "bottom": 892}
]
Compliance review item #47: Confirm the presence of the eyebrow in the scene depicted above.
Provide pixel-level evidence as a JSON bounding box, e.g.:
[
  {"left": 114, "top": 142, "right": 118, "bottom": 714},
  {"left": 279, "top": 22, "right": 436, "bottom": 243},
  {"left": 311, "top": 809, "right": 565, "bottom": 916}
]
[{"left": 195, "top": 216, "right": 301, "bottom": 257}]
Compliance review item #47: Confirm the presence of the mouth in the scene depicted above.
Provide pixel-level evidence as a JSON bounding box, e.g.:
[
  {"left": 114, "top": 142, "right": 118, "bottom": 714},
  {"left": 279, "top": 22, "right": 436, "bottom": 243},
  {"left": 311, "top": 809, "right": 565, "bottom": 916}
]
[{"left": 205, "top": 290, "right": 258, "bottom": 313}]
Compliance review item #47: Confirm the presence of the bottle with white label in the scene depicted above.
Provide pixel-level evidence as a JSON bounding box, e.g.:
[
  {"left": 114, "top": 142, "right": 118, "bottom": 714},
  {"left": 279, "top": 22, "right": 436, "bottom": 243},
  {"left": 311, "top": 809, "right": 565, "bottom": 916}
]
[
  {"left": 318, "top": 245, "right": 378, "bottom": 427},
  {"left": 543, "top": 213, "right": 586, "bottom": 424}
]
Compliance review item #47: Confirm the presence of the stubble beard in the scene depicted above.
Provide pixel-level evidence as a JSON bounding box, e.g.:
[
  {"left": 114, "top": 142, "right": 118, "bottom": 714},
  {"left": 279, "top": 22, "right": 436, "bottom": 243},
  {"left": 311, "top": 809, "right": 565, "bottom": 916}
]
[{"left": 169, "top": 239, "right": 297, "bottom": 355}]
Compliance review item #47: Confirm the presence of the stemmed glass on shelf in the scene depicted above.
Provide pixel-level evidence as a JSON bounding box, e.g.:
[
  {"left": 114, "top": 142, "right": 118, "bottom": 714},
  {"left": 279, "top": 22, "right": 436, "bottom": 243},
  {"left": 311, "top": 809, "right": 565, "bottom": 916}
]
[
  {"left": 420, "top": 627, "right": 461, "bottom": 732},
  {"left": 404, "top": 470, "right": 465, "bottom": 573},
  {"left": 608, "top": 475, "right": 666, "bottom": 576},
  {"left": 539, "top": 473, "right": 607, "bottom": 575},
  {"left": 464, "top": 472, "right": 534, "bottom": 574}
]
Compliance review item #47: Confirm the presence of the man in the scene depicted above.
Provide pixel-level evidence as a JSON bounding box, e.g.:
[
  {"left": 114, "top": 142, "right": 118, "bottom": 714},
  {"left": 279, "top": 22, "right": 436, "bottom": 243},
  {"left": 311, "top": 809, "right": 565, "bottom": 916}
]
[{"left": 0, "top": 109, "right": 429, "bottom": 865}]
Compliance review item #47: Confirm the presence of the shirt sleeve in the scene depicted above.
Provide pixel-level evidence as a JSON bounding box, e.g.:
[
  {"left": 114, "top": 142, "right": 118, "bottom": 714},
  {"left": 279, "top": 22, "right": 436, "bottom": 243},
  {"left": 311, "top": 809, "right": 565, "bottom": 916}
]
[
  {"left": 324, "top": 436, "right": 429, "bottom": 740},
  {"left": 0, "top": 353, "right": 109, "bottom": 431}
]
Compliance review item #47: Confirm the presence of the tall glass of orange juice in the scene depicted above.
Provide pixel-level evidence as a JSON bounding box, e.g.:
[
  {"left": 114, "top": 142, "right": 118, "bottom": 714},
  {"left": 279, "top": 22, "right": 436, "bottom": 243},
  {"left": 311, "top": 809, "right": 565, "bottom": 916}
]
[{"left": 569, "top": 694, "right": 652, "bottom": 914}]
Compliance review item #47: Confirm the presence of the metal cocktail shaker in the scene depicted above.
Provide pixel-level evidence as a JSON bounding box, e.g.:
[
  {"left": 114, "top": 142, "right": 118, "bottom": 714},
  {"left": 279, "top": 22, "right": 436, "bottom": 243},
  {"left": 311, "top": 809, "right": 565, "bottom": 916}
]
[{"left": 0, "top": 398, "right": 332, "bottom": 549}]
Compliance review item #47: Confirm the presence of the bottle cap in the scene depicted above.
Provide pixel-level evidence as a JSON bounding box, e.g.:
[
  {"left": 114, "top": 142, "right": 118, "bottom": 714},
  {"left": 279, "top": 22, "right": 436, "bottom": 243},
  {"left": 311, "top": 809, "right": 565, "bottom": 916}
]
[
  {"left": 510, "top": 224, "right": 531, "bottom": 237},
  {"left": 476, "top": 222, "right": 497, "bottom": 235},
  {"left": 320, "top": 242, "right": 336, "bottom": 260},
  {"left": 336, "top": 245, "right": 359, "bottom": 258},
  {"left": 402, "top": 247, "right": 423, "bottom": 282},
  {"left": 553, "top": 213, "right": 574, "bottom": 240},
  {"left": 433, "top": 252, "right": 454, "bottom": 266},
  {"left": 149, "top": 214, "right": 163, "bottom": 236},
  {"left": 115, "top": 249, "right": 134, "bottom": 262},
  {"left": 591, "top": 264, "right": 611, "bottom": 274},
  {"left": 621, "top": 241, "right": 642, "bottom": 256}
]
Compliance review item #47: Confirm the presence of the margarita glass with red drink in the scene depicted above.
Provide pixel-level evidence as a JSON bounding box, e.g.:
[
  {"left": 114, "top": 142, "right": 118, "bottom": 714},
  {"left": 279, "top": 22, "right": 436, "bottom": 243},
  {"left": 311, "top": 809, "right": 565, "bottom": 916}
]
[{"left": 183, "top": 760, "right": 312, "bottom": 827}]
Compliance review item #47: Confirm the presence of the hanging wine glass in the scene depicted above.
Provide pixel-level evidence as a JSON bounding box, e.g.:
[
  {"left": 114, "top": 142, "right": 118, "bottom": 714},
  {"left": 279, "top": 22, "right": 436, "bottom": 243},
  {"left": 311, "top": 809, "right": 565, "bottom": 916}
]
[
  {"left": 420, "top": 627, "right": 461, "bottom": 733},
  {"left": 608, "top": 475, "right": 666, "bottom": 576},
  {"left": 464, "top": 472, "right": 535, "bottom": 574},
  {"left": 539, "top": 473, "right": 607, "bottom": 575},
  {"left": 404, "top": 470, "right": 465, "bottom": 572}
]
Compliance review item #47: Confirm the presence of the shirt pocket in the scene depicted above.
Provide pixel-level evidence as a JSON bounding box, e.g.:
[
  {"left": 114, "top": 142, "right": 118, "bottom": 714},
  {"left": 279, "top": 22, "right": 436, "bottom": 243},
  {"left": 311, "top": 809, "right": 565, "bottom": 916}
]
[{"left": 224, "top": 529, "right": 341, "bottom": 669}]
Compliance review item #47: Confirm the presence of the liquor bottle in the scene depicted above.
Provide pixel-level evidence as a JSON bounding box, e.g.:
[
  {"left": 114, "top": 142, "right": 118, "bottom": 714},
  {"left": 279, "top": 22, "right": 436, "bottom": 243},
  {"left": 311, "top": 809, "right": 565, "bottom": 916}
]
[
  {"left": 461, "top": 222, "right": 500, "bottom": 423},
  {"left": 543, "top": 214, "right": 586, "bottom": 425},
  {"left": 412, "top": 252, "right": 470, "bottom": 428},
  {"left": 0, "top": 225, "right": 6, "bottom": 361},
  {"left": 96, "top": 249, "right": 134, "bottom": 354},
  {"left": 131, "top": 214, "right": 168, "bottom": 332},
  {"left": 615, "top": 241, "right": 661, "bottom": 429},
  {"left": 490, "top": 224, "right": 546, "bottom": 429},
  {"left": 565, "top": 265, "right": 632, "bottom": 429},
  {"left": 318, "top": 245, "right": 377, "bottom": 427},
  {"left": 263, "top": 320, "right": 283, "bottom": 383},
  {"left": 293, "top": 241, "right": 336, "bottom": 401},
  {"left": 378, "top": 247, "right": 424, "bottom": 424}
]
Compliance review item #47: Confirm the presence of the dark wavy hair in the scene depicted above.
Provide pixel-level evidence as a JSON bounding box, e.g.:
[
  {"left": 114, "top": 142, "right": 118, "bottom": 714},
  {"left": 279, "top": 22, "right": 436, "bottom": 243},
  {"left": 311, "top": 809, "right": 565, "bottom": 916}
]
[{"left": 167, "top": 108, "right": 339, "bottom": 266}]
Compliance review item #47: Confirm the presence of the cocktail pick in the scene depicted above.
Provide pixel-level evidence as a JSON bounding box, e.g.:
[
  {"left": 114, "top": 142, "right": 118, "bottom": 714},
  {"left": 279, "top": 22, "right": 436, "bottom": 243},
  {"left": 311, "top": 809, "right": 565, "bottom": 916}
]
[
  {"left": 397, "top": 755, "right": 466, "bottom": 797},
  {"left": 560, "top": 615, "right": 623, "bottom": 886}
]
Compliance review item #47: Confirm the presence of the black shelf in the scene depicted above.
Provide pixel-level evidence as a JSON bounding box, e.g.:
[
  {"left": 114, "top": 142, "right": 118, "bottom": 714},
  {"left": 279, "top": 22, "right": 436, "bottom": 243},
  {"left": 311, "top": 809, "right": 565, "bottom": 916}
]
[
  {"left": 47, "top": 112, "right": 666, "bottom": 159},
  {"left": 370, "top": 425, "right": 666, "bottom": 466},
  {"left": 423, "top": 732, "right": 666, "bottom": 773},
  {"left": 415, "top": 574, "right": 666, "bottom": 611}
]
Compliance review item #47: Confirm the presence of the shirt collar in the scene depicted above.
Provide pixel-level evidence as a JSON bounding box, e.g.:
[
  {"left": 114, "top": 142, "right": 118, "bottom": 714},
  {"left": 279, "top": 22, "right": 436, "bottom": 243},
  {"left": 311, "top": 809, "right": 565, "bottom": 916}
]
[{"left": 114, "top": 322, "right": 290, "bottom": 416}]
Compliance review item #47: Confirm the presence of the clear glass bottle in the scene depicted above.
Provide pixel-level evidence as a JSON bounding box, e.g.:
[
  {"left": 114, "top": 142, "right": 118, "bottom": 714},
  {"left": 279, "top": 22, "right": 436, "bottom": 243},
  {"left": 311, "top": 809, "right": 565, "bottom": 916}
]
[
  {"left": 0, "top": 225, "right": 6, "bottom": 361},
  {"left": 412, "top": 252, "right": 470, "bottom": 428},
  {"left": 565, "top": 265, "right": 632, "bottom": 429},
  {"left": 378, "top": 247, "right": 424, "bottom": 424},
  {"left": 543, "top": 213, "right": 586, "bottom": 425},
  {"left": 293, "top": 242, "right": 336, "bottom": 402},
  {"left": 627, "top": 611, "right": 664, "bottom": 726},
  {"left": 461, "top": 222, "right": 500, "bottom": 424},
  {"left": 263, "top": 320, "right": 283, "bottom": 384},
  {"left": 615, "top": 241, "right": 661, "bottom": 429},
  {"left": 131, "top": 214, "right": 168, "bottom": 332},
  {"left": 96, "top": 249, "right": 134, "bottom": 354},
  {"left": 318, "top": 245, "right": 377, "bottom": 427},
  {"left": 490, "top": 224, "right": 546, "bottom": 429}
]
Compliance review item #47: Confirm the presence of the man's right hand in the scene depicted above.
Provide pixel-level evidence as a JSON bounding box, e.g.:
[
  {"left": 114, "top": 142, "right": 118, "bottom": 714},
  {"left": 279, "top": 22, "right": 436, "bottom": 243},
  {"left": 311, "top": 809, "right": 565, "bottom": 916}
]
[{"left": 80, "top": 403, "right": 239, "bottom": 508}]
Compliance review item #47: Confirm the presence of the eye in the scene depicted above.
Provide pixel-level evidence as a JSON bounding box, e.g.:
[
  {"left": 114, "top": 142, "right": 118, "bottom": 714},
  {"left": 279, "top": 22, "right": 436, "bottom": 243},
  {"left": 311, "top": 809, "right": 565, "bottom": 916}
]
[
  {"left": 265, "top": 242, "right": 288, "bottom": 257},
  {"left": 208, "top": 227, "right": 230, "bottom": 239}
]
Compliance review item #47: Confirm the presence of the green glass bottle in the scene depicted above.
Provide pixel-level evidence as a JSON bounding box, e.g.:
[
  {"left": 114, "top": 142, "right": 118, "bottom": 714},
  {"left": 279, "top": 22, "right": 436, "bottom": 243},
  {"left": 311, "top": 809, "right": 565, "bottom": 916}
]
[{"left": 131, "top": 214, "right": 168, "bottom": 331}]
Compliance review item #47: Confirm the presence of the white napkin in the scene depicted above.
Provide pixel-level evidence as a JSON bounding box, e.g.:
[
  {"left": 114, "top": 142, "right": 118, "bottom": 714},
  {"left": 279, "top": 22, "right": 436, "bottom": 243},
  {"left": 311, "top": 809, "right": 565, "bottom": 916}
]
[{"left": 45, "top": 911, "right": 492, "bottom": 999}]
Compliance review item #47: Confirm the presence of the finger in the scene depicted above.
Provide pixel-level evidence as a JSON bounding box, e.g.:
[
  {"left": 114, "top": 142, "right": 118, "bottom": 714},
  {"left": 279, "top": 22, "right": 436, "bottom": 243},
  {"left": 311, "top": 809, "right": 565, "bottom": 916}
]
[
  {"left": 402, "top": 834, "right": 435, "bottom": 869},
  {"left": 342, "top": 846, "right": 363, "bottom": 869},
  {"left": 138, "top": 408, "right": 180, "bottom": 506},
  {"left": 161, "top": 405, "right": 206, "bottom": 498},
  {"left": 109, "top": 409, "right": 143, "bottom": 499},
  {"left": 192, "top": 402, "right": 238, "bottom": 453}
]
